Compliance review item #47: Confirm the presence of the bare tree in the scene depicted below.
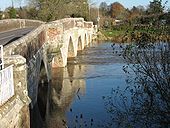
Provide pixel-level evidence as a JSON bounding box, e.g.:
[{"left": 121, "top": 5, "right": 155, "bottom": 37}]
[{"left": 103, "top": 7, "right": 170, "bottom": 126}]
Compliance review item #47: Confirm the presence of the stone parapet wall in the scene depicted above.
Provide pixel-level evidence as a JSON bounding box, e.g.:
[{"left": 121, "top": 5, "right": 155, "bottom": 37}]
[
  {"left": 0, "top": 55, "right": 30, "bottom": 128},
  {"left": 0, "top": 96, "right": 29, "bottom": 128},
  {"left": 74, "top": 18, "right": 84, "bottom": 28},
  {"left": 2, "top": 18, "right": 91, "bottom": 62},
  {"left": 3, "top": 24, "right": 47, "bottom": 58},
  {"left": 51, "top": 18, "right": 85, "bottom": 29},
  {"left": 62, "top": 19, "right": 75, "bottom": 31},
  {"left": 0, "top": 19, "right": 45, "bottom": 32},
  {"left": 84, "top": 21, "right": 93, "bottom": 29},
  {"left": 4, "top": 55, "right": 30, "bottom": 104}
]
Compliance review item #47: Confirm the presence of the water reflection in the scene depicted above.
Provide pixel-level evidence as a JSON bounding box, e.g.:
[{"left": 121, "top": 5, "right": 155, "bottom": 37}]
[
  {"left": 45, "top": 42, "right": 130, "bottom": 128},
  {"left": 32, "top": 41, "right": 169, "bottom": 128},
  {"left": 48, "top": 63, "right": 87, "bottom": 128}
]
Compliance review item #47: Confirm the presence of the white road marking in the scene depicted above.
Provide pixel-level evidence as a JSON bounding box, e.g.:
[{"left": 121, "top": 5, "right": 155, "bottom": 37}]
[{"left": 0, "top": 35, "right": 15, "bottom": 41}]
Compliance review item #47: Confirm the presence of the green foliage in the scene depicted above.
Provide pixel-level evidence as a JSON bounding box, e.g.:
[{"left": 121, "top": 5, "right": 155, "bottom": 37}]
[
  {"left": 99, "top": 2, "right": 109, "bottom": 16},
  {"left": 101, "top": 29, "right": 125, "bottom": 38},
  {"left": 8, "top": 7, "right": 17, "bottom": 18},
  {"left": 27, "top": 7, "right": 38, "bottom": 19},
  {"left": 0, "top": 11, "right": 2, "bottom": 20},
  {"left": 110, "top": 2, "right": 126, "bottom": 20},
  {"left": 165, "top": 10, "right": 170, "bottom": 24},
  {"left": 104, "top": 20, "right": 170, "bottom": 126},
  {"left": 28, "top": 0, "right": 88, "bottom": 21},
  {"left": 147, "top": 0, "right": 164, "bottom": 14}
]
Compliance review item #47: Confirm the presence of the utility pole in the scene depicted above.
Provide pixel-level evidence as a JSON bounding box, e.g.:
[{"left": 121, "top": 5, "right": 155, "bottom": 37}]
[
  {"left": 88, "top": 0, "right": 96, "bottom": 21},
  {"left": 97, "top": 6, "right": 100, "bottom": 28},
  {"left": 11, "top": 0, "right": 14, "bottom": 7},
  {"left": 88, "top": 0, "right": 91, "bottom": 20}
]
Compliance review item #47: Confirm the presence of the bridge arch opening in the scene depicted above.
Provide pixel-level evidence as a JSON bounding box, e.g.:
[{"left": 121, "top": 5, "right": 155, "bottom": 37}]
[
  {"left": 78, "top": 36, "right": 83, "bottom": 51},
  {"left": 67, "top": 36, "right": 75, "bottom": 58},
  {"left": 88, "top": 35, "right": 91, "bottom": 45},
  {"left": 85, "top": 34, "right": 87, "bottom": 46}
]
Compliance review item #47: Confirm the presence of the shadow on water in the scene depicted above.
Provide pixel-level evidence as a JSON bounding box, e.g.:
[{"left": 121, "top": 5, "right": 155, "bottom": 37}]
[
  {"left": 29, "top": 58, "right": 86, "bottom": 128},
  {"left": 30, "top": 62, "right": 50, "bottom": 128}
]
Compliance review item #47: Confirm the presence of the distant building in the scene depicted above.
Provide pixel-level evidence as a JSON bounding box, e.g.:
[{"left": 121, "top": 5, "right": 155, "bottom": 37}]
[
  {"left": 2, "top": 13, "right": 6, "bottom": 19},
  {"left": 112, "top": 19, "right": 122, "bottom": 25}
]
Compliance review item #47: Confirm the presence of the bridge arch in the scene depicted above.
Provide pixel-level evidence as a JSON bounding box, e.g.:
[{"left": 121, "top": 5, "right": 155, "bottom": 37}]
[
  {"left": 88, "top": 35, "right": 91, "bottom": 45},
  {"left": 84, "top": 33, "right": 88, "bottom": 46},
  {"left": 67, "top": 36, "right": 75, "bottom": 58},
  {"left": 78, "top": 36, "right": 83, "bottom": 51}
]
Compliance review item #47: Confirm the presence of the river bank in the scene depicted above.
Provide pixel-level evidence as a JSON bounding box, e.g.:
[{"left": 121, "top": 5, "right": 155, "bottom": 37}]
[{"left": 98, "top": 28, "right": 170, "bottom": 43}]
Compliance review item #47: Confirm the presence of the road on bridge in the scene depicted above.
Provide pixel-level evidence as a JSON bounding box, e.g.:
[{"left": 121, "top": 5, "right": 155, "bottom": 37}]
[{"left": 0, "top": 27, "right": 35, "bottom": 46}]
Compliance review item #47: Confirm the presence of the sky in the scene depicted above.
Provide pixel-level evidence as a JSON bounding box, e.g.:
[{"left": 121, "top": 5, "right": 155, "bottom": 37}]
[
  {"left": 93, "top": 0, "right": 170, "bottom": 9},
  {"left": 0, "top": 0, "right": 170, "bottom": 11},
  {"left": 0, "top": 0, "right": 28, "bottom": 11}
]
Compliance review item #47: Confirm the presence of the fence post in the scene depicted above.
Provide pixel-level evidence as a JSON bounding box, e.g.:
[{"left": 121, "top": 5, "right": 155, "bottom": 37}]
[{"left": 0, "top": 45, "right": 4, "bottom": 70}]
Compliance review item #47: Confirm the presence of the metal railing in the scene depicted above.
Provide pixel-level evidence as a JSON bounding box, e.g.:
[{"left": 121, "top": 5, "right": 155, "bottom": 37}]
[
  {"left": 0, "top": 45, "right": 4, "bottom": 70},
  {"left": 0, "top": 65, "right": 14, "bottom": 106},
  {"left": 0, "top": 45, "right": 15, "bottom": 106}
]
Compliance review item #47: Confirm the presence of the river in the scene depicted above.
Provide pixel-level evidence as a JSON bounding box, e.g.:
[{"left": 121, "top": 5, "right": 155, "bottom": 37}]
[{"left": 46, "top": 41, "right": 132, "bottom": 128}]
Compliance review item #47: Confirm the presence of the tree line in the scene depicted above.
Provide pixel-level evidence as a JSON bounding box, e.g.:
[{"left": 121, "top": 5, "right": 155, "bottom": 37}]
[
  {"left": 99, "top": 0, "right": 170, "bottom": 28},
  {"left": 0, "top": 0, "right": 89, "bottom": 21},
  {"left": 0, "top": 0, "right": 169, "bottom": 26}
]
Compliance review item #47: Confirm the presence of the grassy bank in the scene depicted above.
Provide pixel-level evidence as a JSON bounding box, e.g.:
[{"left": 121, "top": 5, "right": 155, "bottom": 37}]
[
  {"left": 100, "top": 29, "right": 125, "bottom": 38},
  {"left": 99, "top": 25, "right": 170, "bottom": 43}
]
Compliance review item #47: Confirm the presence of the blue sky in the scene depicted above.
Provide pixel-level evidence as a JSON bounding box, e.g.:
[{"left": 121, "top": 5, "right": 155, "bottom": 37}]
[
  {"left": 0, "top": 0, "right": 27, "bottom": 11},
  {"left": 93, "top": 0, "right": 170, "bottom": 9},
  {"left": 0, "top": 0, "right": 170, "bottom": 11}
]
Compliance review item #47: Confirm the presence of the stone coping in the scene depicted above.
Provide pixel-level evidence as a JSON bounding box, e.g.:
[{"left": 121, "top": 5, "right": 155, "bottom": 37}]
[
  {"left": 0, "top": 95, "right": 30, "bottom": 120},
  {"left": 0, "top": 19, "right": 45, "bottom": 24}
]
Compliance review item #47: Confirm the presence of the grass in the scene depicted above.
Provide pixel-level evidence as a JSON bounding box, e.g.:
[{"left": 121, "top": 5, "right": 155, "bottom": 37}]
[
  {"left": 100, "top": 29, "right": 126, "bottom": 38},
  {"left": 99, "top": 24, "right": 170, "bottom": 43}
]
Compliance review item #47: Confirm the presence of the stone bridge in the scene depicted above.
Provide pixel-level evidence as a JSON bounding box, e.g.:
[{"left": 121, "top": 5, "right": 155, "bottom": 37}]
[{"left": 0, "top": 18, "right": 96, "bottom": 128}]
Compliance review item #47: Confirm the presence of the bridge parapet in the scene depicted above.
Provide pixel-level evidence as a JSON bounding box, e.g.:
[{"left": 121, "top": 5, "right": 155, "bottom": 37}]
[
  {"left": 74, "top": 18, "right": 84, "bottom": 28},
  {"left": 61, "top": 19, "right": 75, "bottom": 31},
  {"left": 0, "top": 19, "right": 45, "bottom": 32},
  {"left": 2, "top": 18, "right": 94, "bottom": 60},
  {"left": 50, "top": 18, "right": 85, "bottom": 30},
  {"left": 3, "top": 24, "right": 46, "bottom": 59},
  {"left": 84, "top": 21, "right": 93, "bottom": 29}
]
